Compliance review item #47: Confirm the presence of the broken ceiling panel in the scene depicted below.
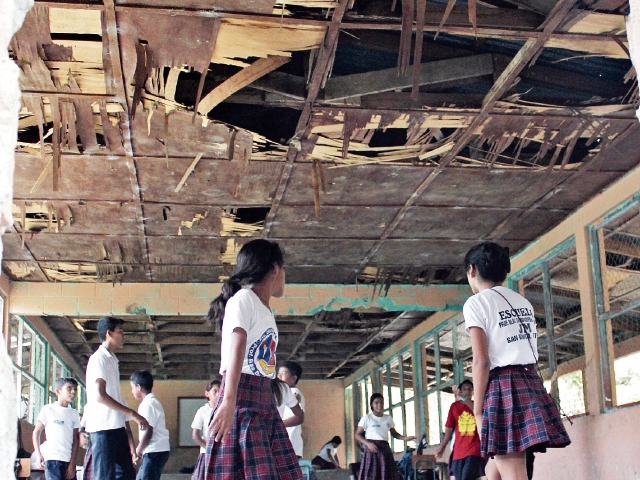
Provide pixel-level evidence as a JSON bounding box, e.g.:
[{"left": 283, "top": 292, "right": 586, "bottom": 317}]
[
  {"left": 12, "top": 201, "right": 143, "bottom": 235},
  {"left": 149, "top": 265, "right": 226, "bottom": 283},
  {"left": 283, "top": 266, "right": 355, "bottom": 283},
  {"left": 281, "top": 164, "right": 435, "bottom": 206},
  {"left": 1, "top": 232, "right": 36, "bottom": 261},
  {"left": 13, "top": 153, "right": 137, "bottom": 201},
  {"left": 416, "top": 170, "right": 563, "bottom": 208},
  {"left": 146, "top": 236, "right": 237, "bottom": 265},
  {"left": 114, "top": 0, "right": 276, "bottom": 13},
  {"left": 25, "top": 234, "right": 147, "bottom": 264},
  {"left": 275, "top": 238, "right": 376, "bottom": 265},
  {"left": 497, "top": 209, "right": 570, "bottom": 241},
  {"left": 540, "top": 171, "right": 623, "bottom": 210},
  {"left": 136, "top": 157, "right": 283, "bottom": 205},
  {"left": 270, "top": 206, "right": 399, "bottom": 239},
  {"left": 143, "top": 205, "right": 224, "bottom": 236},
  {"left": 2, "top": 261, "right": 49, "bottom": 281}
]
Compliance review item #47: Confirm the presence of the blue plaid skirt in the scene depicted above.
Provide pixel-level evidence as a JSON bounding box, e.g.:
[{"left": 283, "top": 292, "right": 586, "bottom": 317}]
[
  {"left": 192, "top": 373, "right": 302, "bottom": 480},
  {"left": 481, "top": 364, "right": 571, "bottom": 457}
]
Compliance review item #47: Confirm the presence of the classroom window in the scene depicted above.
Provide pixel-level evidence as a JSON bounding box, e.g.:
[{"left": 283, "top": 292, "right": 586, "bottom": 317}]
[
  {"left": 8, "top": 315, "right": 84, "bottom": 424},
  {"left": 591, "top": 199, "right": 640, "bottom": 408},
  {"left": 377, "top": 351, "right": 415, "bottom": 453},
  {"left": 511, "top": 241, "right": 586, "bottom": 416},
  {"left": 418, "top": 318, "right": 460, "bottom": 445}
]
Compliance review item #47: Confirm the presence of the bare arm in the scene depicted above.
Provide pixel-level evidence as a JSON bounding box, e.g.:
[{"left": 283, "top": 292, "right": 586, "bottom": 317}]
[
  {"left": 435, "top": 427, "right": 454, "bottom": 459},
  {"left": 331, "top": 450, "right": 340, "bottom": 467},
  {"left": 65, "top": 428, "right": 79, "bottom": 479},
  {"left": 125, "top": 421, "right": 137, "bottom": 464},
  {"left": 390, "top": 427, "right": 414, "bottom": 441},
  {"left": 355, "top": 426, "right": 377, "bottom": 452},
  {"left": 282, "top": 404, "right": 304, "bottom": 427},
  {"left": 470, "top": 327, "right": 491, "bottom": 433},
  {"left": 135, "top": 425, "right": 154, "bottom": 458},
  {"left": 209, "top": 328, "right": 247, "bottom": 443},
  {"left": 96, "top": 379, "right": 149, "bottom": 430},
  {"left": 32, "top": 421, "right": 45, "bottom": 468},
  {"left": 192, "top": 428, "right": 206, "bottom": 448}
]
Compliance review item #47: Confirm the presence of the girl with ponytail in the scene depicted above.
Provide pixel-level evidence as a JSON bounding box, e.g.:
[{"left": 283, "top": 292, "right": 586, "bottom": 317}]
[
  {"left": 194, "top": 239, "right": 302, "bottom": 480},
  {"left": 463, "top": 242, "right": 570, "bottom": 480}
]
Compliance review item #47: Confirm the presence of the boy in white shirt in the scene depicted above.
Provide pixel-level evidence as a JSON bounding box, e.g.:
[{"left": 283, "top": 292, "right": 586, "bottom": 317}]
[
  {"left": 191, "top": 379, "right": 220, "bottom": 455},
  {"left": 130, "top": 370, "right": 170, "bottom": 480},
  {"left": 85, "top": 317, "right": 149, "bottom": 480},
  {"left": 32, "top": 377, "right": 81, "bottom": 480},
  {"left": 277, "top": 361, "right": 306, "bottom": 458}
]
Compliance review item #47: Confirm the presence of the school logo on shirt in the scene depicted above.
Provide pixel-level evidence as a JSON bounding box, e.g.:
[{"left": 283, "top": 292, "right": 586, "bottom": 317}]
[{"left": 248, "top": 328, "right": 277, "bottom": 376}]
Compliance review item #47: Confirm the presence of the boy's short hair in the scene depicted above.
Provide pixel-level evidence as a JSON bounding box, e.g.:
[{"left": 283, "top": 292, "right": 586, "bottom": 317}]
[
  {"left": 206, "top": 379, "right": 221, "bottom": 391},
  {"left": 130, "top": 370, "right": 154, "bottom": 392},
  {"left": 280, "top": 361, "right": 303, "bottom": 384},
  {"left": 458, "top": 379, "right": 473, "bottom": 390},
  {"left": 55, "top": 377, "right": 78, "bottom": 391},
  {"left": 97, "top": 316, "right": 124, "bottom": 342}
]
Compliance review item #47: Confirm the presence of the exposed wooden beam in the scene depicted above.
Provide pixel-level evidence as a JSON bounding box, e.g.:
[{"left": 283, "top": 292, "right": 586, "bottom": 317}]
[
  {"left": 197, "top": 55, "right": 290, "bottom": 115},
  {"left": 322, "top": 54, "right": 494, "bottom": 102},
  {"left": 250, "top": 72, "right": 307, "bottom": 100}
]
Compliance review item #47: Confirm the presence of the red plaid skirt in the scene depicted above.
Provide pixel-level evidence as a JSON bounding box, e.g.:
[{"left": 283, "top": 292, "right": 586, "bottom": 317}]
[
  {"left": 358, "top": 440, "right": 400, "bottom": 480},
  {"left": 83, "top": 447, "right": 92, "bottom": 480},
  {"left": 481, "top": 364, "right": 571, "bottom": 458},
  {"left": 192, "top": 373, "right": 302, "bottom": 480}
]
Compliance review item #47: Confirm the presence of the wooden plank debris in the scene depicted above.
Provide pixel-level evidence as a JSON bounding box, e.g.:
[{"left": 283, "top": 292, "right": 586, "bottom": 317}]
[{"left": 197, "top": 56, "right": 290, "bottom": 115}]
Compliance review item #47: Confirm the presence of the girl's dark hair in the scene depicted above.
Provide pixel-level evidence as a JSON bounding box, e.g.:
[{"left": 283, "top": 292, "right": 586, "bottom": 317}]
[
  {"left": 330, "top": 436, "right": 342, "bottom": 446},
  {"left": 463, "top": 241, "right": 511, "bottom": 284},
  {"left": 370, "top": 393, "right": 384, "bottom": 409},
  {"left": 206, "top": 239, "right": 284, "bottom": 329},
  {"left": 206, "top": 379, "right": 221, "bottom": 392},
  {"left": 271, "top": 378, "right": 288, "bottom": 406}
]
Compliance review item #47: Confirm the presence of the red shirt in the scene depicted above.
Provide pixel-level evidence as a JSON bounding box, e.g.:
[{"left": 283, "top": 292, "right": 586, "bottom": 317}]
[{"left": 444, "top": 401, "right": 481, "bottom": 460}]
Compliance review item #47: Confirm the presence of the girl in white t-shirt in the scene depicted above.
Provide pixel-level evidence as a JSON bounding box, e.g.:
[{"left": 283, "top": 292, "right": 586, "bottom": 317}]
[
  {"left": 193, "top": 239, "right": 301, "bottom": 480},
  {"left": 463, "top": 242, "right": 570, "bottom": 480},
  {"left": 311, "top": 436, "right": 341, "bottom": 470},
  {"left": 355, "top": 393, "right": 414, "bottom": 480}
]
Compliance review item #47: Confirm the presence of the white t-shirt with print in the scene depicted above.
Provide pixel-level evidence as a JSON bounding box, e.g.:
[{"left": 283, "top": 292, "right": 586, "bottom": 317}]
[
  {"left": 137, "top": 393, "right": 170, "bottom": 454},
  {"left": 464, "top": 286, "right": 538, "bottom": 370},
  {"left": 284, "top": 387, "right": 305, "bottom": 456},
  {"left": 359, "top": 412, "right": 394, "bottom": 441},
  {"left": 36, "top": 403, "right": 80, "bottom": 462},
  {"left": 220, "top": 288, "right": 278, "bottom": 378},
  {"left": 191, "top": 403, "right": 213, "bottom": 453}
]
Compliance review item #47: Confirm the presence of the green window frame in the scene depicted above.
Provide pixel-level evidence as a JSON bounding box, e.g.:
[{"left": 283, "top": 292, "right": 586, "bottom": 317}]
[
  {"left": 375, "top": 349, "right": 415, "bottom": 453},
  {"left": 589, "top": 196, "right": 640, "bottom": 409}
]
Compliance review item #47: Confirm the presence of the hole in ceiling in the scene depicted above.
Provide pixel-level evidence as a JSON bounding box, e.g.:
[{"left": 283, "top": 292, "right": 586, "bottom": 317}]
[{"left": 368, "top": 128, "right": 407, "bottom": 148}]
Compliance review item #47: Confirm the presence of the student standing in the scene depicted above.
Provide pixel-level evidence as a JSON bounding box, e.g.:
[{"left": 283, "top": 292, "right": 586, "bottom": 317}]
[
  {"left": 272, "top": 378, "right": 304, "bottom": 428},
  {"left": 355, "top": 393, "right": 414, "bottom": 480},
  {"left": 194, "top": 239, "right": 302, "bottom": 480},
  {"left": 85, "top": 316, "right": 149, "bottom": 480},
  {"left": 32, "top": 377, "right": 80, "bottom": 480},
  {"left": 463, "top": 242, "right": 570, "bottom": 480},
  {"left": 277, "top": 361, "right": 305, "bottom": 458},
  {"left": 191, "top": 379, "right": 221, "bottom": 460},
  {"left": 130, "top": 370, "right": 170, "bottom": 480},
  {"left": 435, "top": 380, "right": 485, "bottom": 480}
]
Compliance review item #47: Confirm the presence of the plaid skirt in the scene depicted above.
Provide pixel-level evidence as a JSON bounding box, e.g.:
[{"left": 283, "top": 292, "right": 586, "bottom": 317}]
[
  {"left": 481, "top": 364, "right": 571, "bottom": 458},
  {"left": 83, "top": 447, "right": 92, "bottom": 480},
  {"left": 358, "top": 440, "right": 400, "bottom": 480},
  {"left": 192, "top": 373, "right": 302, "bottom": 480}
]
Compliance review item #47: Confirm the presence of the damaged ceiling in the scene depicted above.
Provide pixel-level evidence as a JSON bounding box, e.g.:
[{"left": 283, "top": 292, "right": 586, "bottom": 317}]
[{"left": 4, "top": 0, "right": 640, "bottom": 378}]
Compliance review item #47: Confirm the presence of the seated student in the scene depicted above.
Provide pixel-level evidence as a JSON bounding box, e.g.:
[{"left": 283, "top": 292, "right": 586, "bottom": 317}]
[
  {"left": 191, "top": 379, "right": 220, "bottom": 461},
  {"left": 312, "top": 436, "right": 342, "bottom": 470},
  {"left": 32, "top": 377, "right": 81, "bottom": 480},
  {"left": 130, "top": 370, "right": 170, "bottom": 480}
]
